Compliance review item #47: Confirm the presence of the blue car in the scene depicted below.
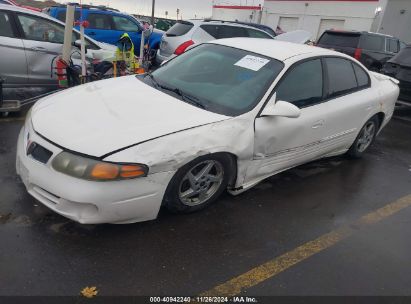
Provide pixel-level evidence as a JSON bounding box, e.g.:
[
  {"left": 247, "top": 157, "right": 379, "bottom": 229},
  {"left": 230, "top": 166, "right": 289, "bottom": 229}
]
[{"left": 46, "top": 4, "right": 163, "bottom": 57}]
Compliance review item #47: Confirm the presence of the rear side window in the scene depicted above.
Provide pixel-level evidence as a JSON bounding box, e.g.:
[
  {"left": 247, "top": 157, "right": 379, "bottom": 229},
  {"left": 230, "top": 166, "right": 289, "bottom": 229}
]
[
  {"left": 360, "top": 35, "right": 385, "bottom": 51},
  {"left": 318, "top": 32, "right": 360, "bottom": 48},
  {"left": 0, "top": 11, "right": 15, "bottom": 38},
  {"left": 276, "top": 59, "right": 323, "bottom": 108},
  {"left": 88, "top": 13, "right": 113, "bottom": 30},
  {"left": 246, "top": 28, "right": 272, "bottom": 39},
  {"left": 352, "top": 63, "right": 370, "bottom": 88},
  {"left": 56, "top": 10, "right": 81, "bottom": 22},
  {"left": 391, "top": 47, "right": 411, "bottom": 66},
  {"left": 166, "top": 21, "right": 193, "bottom": 37},
  {"left": 200, "top": 24, "right": 219, "bottom": 38},
  {"left": 218, "top": 25, "right": 247, "bottom": 39},
  {"left": 325, "top": 57, "right": 358, "bottom": 98}
]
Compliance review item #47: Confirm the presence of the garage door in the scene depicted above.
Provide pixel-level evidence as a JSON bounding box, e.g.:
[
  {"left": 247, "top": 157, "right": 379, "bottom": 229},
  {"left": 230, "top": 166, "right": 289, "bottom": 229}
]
[
  {"left": 317, "top": 19, "right": 345, "bottom": 39},
  {"left": 278, "top": 17, "right": 299, "bottom": 32}
]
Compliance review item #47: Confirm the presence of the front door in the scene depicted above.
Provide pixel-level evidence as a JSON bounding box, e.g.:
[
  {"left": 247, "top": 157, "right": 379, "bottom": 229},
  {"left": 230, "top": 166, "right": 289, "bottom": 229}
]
[
  {"left": 0, "top": 10, "right": 28, "bottom": 87},
  {"left": 15, "top": 13, "right": 66, "bottom": 87},
  {"left": 251, "top": 58, "right": 331, "bottom": 181}
]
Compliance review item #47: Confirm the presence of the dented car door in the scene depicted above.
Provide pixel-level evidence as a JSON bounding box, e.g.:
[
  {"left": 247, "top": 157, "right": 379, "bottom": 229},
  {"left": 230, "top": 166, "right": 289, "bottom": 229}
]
[
  {"left": 251, "top": 58, "right": 330, "bottom": 180},
  {"left": 16, "top": 12, "right": 64, "bottom": 87}
]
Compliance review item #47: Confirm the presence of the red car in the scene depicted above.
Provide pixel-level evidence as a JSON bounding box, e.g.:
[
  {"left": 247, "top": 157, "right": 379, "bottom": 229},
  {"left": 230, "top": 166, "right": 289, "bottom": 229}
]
[{"left": 0, "top": 0, "right": 42, "bottom": 12}]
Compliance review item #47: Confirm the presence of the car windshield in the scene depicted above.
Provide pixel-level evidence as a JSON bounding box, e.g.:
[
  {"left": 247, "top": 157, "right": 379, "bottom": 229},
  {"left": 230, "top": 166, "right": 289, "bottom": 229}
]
[
  {"left": 148, "top": 44, "right": 284, "bottom": 116},
  {"left": 390, "top": 47, "right": 411, "bottom": 67}
]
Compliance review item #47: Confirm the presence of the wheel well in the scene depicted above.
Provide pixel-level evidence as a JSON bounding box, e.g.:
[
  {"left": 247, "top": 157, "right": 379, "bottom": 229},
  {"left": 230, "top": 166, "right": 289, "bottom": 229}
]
[
  {"left": 375, "top": 112, "right": 385, "bottom": 129},
  {"left": 217, "top": 152, "right": 238, "bottom": 187}
]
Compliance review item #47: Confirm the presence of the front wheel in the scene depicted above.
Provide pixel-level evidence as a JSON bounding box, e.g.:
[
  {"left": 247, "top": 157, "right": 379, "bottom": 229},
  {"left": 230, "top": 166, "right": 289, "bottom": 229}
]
[
  {"left": 347, "top": 116, "right": 379, "bottom": 158},
  {"left": 163, "top": 154, "right": 233, "bottom": 213}
]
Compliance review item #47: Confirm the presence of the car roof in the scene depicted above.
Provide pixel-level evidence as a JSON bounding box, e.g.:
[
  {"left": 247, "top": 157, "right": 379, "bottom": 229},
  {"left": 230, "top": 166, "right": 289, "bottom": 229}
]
[
  {"left": 210, "top": 38, "right": 344, "bottom": 61},
  {"left": 323, "top": 29, "right": 394, "bottom": 38},
  {"left": 185, "top": 19, "right": 275, "bottom": 38}
]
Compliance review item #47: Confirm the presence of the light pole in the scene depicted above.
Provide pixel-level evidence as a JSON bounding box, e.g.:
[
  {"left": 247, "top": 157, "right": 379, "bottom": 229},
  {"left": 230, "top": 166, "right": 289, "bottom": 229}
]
[{"left": 151, "top": 0, "right": 155, "bottom": 26}]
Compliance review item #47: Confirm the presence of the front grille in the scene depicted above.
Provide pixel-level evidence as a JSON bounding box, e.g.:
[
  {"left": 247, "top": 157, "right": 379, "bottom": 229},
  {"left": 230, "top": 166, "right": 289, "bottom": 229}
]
[{"left": 28, "top": 143, "right": 53, "bottom": 164}]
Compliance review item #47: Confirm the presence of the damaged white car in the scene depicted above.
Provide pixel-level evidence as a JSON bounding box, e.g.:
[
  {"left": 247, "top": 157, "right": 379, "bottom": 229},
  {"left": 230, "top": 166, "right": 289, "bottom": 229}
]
[{"left": 16, "top": 38, "right": 399, "bottom": 224}]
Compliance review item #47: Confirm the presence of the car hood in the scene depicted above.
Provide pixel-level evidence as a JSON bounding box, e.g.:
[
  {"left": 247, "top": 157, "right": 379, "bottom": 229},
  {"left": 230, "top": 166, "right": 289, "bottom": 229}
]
[
  {"left": 31, "top": 76, "right": 229, "bottom": 158},
  {"left": 275, "top": 30, "right": 312, "bottom": 44}
]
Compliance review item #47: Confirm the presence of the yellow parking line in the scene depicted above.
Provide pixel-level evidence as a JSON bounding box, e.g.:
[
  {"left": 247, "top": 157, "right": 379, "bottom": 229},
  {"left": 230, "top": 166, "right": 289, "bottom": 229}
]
[{"left": 200, "top": 194, "right": 411, "bottom": 297}]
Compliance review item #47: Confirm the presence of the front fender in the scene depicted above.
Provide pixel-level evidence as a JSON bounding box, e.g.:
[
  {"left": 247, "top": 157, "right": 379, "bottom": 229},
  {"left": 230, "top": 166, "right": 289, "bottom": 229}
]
[{"left": 103, "top": 117, "right": 255, "bottom": 187}]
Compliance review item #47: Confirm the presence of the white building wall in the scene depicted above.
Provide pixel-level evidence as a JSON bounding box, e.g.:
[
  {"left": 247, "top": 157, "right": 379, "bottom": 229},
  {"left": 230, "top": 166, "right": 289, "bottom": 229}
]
[
  {"left": 376, "top": 0, "right": 411, "bottom": 43},
  {"left": 212, "top": 7, "right": 262, "bottom": 23},
  {"left": 262, "top": 0, "right": 380, "bottom": 40}
]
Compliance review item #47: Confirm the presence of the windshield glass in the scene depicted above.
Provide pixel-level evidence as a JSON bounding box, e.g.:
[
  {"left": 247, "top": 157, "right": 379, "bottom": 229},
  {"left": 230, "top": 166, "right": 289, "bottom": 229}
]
[
  {"left": 390, "top": 47, "right": 411, "bottom": 67},
  {"left": 150, "top": 44, "right": 284, "bottom": 116}
]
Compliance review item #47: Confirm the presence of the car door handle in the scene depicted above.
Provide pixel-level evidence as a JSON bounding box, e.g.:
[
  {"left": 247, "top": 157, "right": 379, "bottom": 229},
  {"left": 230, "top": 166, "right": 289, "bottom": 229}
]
[
  {"left": 31, "top": 46, "right": 48, "bottom": 52},
  {"left": 312, "top": 120, "right": 325, "bottom": 129},
  {"left": 88, "top": 32, "right": 96, "bottom": 35}
]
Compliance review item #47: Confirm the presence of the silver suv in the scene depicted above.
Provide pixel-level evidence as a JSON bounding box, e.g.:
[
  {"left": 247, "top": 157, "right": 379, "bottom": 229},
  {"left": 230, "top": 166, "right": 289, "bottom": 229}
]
[{"left": 156, "top": 19, "right": 276, "bottom": 64}]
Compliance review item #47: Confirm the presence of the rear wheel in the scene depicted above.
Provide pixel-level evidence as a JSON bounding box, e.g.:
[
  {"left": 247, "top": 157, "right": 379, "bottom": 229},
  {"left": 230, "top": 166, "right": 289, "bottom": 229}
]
[
  {"left": 164, "top": 154, "right": 233, "bottom": 213},
  {"left": 347, "top": 116, "right": 379, "bottom": 158}
]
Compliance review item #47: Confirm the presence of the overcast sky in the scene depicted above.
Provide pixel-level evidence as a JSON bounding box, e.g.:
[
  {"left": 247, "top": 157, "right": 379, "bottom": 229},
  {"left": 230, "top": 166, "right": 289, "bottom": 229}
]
[{"left": 49, "top": 0, "right": 263, "bottom": 19}]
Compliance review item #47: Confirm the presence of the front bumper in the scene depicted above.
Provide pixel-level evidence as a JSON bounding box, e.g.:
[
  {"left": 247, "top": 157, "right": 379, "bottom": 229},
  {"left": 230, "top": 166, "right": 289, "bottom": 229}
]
[{"left": 16, "top": 126, "right": 174, "bottom": 224}]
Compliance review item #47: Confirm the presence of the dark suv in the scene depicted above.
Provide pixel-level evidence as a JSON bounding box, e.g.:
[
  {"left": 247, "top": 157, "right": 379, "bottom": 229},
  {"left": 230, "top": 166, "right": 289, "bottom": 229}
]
[{"left": 317, "top": 30, "right": 405, "bottom": 71}]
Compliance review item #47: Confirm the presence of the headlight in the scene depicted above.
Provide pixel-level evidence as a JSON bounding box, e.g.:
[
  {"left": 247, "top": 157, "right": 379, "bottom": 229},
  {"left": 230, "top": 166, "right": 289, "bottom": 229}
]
[{"left": 52, "top": 151, "right": 148, "bottom": 181}]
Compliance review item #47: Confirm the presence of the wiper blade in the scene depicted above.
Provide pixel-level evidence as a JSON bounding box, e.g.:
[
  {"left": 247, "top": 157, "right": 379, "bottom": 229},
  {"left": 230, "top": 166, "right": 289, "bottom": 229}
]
[
  {"left": 145, "top": 72, "right": 159, "bottom": 87},
  {"left": 147, "top": 75, "right": 205, "bottom": 109},
  {"left": 173, "top": 88, "right": 206, "bottom": 109}
]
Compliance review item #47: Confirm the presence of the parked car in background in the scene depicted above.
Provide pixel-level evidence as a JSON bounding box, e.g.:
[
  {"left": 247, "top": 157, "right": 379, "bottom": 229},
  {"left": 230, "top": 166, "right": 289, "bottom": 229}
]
[
  {"left": 317, "top": 30, "right": 406, "bottom": 72},
  {"left": 17, "top": 39, "right": 399, "bottom": 224},
  {"left": 205, "top": 19, "right": 277, "bottom": 37},
  {"left": 45, "top": 4, "right": 163, "bottom": 57},
  {"left": 0, "top": 0, "right": 41, "bottom": 12},
  {"left": 0, "top": 4, "right": 116, "bottom": 94},
  {"left": 156, "top": 19, "right": 310, "bottom": 64},
  {"left": 382, "top": 45, "right": 411, "bottom": 106}
]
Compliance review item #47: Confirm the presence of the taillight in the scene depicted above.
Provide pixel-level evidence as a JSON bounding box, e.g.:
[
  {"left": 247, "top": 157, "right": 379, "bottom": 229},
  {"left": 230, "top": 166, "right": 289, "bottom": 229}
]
[
  {"left": 354, "top": 48, "right": 362, "bottom": 60},
  {"left": 174, "top": 40, "right": 194, "bottom": 55}
]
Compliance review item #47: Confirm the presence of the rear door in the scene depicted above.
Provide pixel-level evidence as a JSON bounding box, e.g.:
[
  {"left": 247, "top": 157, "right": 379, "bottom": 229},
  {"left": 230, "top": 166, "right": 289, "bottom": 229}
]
[
  {"left": 322, "top": 57, "right": 376, "bottom": 146},
  {"left": 0, "top": 9, "right": 28, "bottom": 86}
]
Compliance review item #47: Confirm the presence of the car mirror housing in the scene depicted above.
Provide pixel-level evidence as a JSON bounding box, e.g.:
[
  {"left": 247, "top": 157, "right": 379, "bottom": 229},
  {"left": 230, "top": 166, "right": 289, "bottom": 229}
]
[
  {"left": 73, "top": 39, "right": 88, "bottom": 53},
  {"left": 261, "top": 95, "right": 301, "bottom": 118}
]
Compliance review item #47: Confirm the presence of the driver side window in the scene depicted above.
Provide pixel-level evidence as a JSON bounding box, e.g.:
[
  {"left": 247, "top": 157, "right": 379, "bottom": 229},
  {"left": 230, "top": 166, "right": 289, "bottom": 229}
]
[{"left": 276, "top": 59, "right": 324, "bottom": 108}]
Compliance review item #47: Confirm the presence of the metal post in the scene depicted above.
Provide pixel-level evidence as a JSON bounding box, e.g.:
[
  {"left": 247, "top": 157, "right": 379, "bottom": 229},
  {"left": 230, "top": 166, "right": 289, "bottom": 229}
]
[{"left": 151, "top": 0, "right": 155, "bottom": 26}]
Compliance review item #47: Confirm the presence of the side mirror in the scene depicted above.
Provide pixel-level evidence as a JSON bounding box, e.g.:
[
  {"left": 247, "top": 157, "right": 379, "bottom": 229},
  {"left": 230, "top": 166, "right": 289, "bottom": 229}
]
[
  {"left": 72, "top": 39, "right": 88, "bottom": 53},
  {"left": 261, "top": 94, "right": 301, "bottom": 118}
]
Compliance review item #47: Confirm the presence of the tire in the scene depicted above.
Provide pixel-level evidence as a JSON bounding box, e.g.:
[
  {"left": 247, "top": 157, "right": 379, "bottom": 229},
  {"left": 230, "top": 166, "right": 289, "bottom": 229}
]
[
  {"left": 163, "top": 154, "right": 234, "bottom": 213},
  {"left": 347, "top": 116, "right": 379, "bottom": 158}
]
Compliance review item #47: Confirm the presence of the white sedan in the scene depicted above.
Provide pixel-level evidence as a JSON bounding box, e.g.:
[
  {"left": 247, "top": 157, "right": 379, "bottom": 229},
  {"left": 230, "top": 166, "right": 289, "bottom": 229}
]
[{"left": 16, "top": 38, "right": 399, "bottom": 224}]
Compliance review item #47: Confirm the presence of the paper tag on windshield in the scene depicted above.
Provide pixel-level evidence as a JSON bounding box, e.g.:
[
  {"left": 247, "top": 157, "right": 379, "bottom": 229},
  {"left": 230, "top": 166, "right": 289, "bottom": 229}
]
[{"left": 234, "top": 55, "right": 270, "bottom": 71}]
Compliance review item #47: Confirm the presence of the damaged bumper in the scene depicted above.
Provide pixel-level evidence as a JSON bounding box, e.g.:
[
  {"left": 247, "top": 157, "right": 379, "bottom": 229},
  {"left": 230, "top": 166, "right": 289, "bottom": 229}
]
[{"left": 16, "top": 125, "right": 174, "bottom": 224}]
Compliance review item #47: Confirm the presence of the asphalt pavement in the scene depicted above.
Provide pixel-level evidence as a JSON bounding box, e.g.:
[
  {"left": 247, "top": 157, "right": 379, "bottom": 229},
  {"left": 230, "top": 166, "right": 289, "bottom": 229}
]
[{"left": 0, "top": 107, "right": 410, "bottom": 298}]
